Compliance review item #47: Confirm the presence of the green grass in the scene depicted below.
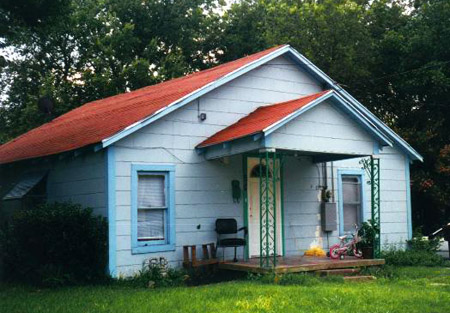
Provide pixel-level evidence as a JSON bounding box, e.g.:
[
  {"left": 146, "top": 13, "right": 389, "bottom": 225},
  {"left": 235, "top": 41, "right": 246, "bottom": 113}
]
[{"left": 1, "top": 267, "right": 449, "bottom": 313}]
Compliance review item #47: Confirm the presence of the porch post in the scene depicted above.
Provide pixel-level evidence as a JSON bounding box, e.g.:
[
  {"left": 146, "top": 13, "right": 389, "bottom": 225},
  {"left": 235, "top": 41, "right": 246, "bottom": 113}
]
[
  {"left": 259, "top": 150, "right": 277, "bottom": 268},
  {"left": 370, "top": 156, "right": 381, "bottom": 258}
]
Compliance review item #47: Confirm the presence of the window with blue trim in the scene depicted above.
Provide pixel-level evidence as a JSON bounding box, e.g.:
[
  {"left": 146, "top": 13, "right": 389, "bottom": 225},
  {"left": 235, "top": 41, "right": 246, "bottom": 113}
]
[
  {"left": 137, "top": 174, "right": 167, "bottom": 243},
  {"left": 132, "top": 164, "right": 175, "bottom": 254},
  {"left": 340, "top": 174, "right": 364, "bottom": 234}
]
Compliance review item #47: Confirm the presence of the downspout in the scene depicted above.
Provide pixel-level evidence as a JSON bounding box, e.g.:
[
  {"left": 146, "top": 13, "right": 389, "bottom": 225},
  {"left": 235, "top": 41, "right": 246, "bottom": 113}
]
[{"left": 331, "top": 162, "right": 335, "bottom": 202}]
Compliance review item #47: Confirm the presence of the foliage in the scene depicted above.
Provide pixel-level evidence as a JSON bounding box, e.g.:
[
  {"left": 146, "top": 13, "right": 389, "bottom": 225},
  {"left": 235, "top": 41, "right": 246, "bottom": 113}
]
[
  {"left": 381, "top": 229, "right": 447, "bottom": 267},
  {"left": 116, "top": 259, "right": 188, "bottom": 288},
  {"left": 358, "top": 219, "right": 380, "bottom": 248},
  {"left": 0, "top": 202, "right": 108, "bottom": 286},
  {"left": 382, "top": 249, "right": 448, "bottom": 267},
  {"left": 1, "top": 267, "right": 450, "bottom": 313},
  {"left": 407, "top": 228, "right": 441, "bottom": 252},
  {"left": 0, "top": 0, "right": 222, "bottom": 142}
]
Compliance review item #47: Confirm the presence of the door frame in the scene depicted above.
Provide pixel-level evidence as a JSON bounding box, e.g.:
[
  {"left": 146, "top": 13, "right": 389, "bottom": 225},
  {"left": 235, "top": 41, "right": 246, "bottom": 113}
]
[{"left": 242, "top": 153, "right": 285, "bottom": 259}]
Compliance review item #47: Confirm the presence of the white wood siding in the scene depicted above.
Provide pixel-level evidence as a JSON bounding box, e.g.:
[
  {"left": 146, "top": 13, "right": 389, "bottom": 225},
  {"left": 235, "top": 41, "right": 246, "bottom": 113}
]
[
  {"left": 269, "top": 101, "right": 376, "bottom": 155},
  {"left": 0, "top": 151, "right": 106, "bottom": 217},
  {"left": 47, "top": 151, "right": 106, "bottom": 216}
]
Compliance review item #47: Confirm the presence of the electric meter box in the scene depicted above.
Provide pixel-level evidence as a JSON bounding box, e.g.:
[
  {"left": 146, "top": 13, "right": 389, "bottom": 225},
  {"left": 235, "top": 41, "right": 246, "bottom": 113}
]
[{"left": 321, "top": 202, "right": 337, "bottom": 232}]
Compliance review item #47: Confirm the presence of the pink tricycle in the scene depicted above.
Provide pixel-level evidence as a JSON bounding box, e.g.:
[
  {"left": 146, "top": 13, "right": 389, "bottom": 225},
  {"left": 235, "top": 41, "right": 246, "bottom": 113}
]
[{"left": 329, "top": 225, "right": 363, "bottom": 259}]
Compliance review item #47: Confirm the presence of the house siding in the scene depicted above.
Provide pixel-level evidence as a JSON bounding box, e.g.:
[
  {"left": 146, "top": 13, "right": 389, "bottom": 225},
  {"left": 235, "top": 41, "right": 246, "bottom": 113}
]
[
  {"left": 113, "top": 55, "right": 325, "bottom": 274},
  {"left": 47, "top": 151, "right": 106, "bottom": 216},
  {"left": 282, "top": 148, "right": 409, "bottom": 257},
  {"left": 111, "top": 55, "right": 410, "bottom": 275},
  {"left": 0, "top": 151, "right": 106, "bottom": 223},
  {"left": 269, "top": 101, "right": 376, "bottom": 155}
]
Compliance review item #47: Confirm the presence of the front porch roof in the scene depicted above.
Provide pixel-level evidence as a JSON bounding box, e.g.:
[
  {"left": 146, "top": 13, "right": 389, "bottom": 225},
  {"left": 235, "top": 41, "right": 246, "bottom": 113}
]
[{"left": 196, "top": 90, "right": 393, "bottom": 159}]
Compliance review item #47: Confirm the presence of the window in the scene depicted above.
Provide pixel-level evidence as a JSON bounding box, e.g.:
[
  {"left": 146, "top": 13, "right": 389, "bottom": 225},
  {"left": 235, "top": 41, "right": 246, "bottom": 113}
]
[
  {"left": 138, "top": 175, "right": 166, "bottom": 241},
  {"left": 250, "top": 164, "right": 272, "bottom": 178},
  {"left": 338, "top": 171, "right": 365, "bottom": 234},
  {"left": 131, "top": 164, "right": 175, "bottom": 254}
]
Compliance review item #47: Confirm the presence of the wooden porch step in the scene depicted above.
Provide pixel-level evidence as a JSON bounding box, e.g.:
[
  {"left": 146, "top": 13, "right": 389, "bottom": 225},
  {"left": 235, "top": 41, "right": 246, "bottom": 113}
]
[
  {"left": 316, "top": 268, "right": 360, "bottom": 276},
  {"left": 343, "top": 275, "right": 376, "bottom": 282}
]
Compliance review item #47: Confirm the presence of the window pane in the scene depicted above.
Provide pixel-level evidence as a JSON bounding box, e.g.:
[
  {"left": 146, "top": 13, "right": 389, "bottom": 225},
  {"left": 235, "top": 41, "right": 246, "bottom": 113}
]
[
  {"left": 342, "top": 176, "right": 360, "bottom": 203},
  {"left": 138, "top": 175, "right": 165, "bottom": 208},
  {"left": 138, "top": 209, "right": 165, "bottom": 240},
  {"left": 343, "top": 204, "right": 360, "bottom": 232},
  {"left": 342, "top": 175, "right": 362, "bottom": 232}
]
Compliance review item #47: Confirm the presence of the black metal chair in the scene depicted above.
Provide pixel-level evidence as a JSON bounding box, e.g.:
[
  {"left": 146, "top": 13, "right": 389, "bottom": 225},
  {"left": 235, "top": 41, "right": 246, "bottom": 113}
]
[{"left": 215, "top": 218, "right": 247, "bottom": 262}]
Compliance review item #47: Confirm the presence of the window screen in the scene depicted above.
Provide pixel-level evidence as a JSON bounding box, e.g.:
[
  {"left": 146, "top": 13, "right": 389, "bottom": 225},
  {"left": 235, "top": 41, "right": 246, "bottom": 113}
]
[
  {"left": 137, "top": 174, "right": 166, "bottom": 241},
  {"left": 342, "top": 176, "right": 361, "bottom": 232}
]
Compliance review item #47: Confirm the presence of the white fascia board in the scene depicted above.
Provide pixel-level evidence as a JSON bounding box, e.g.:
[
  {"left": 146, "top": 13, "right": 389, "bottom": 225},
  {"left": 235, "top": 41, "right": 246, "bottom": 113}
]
[{"left": 101, "top": 45, "right": 291, "bottom": 148}]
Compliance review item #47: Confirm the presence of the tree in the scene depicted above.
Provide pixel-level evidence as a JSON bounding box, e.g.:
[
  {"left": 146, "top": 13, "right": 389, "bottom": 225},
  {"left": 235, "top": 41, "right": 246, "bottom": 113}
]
[{"left": 0, "top": 0, "right": 222, "bottom": 141}]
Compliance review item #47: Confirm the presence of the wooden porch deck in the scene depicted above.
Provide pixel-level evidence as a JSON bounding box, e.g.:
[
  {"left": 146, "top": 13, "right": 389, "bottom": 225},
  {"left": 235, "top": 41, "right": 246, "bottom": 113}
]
[{"left": 218, "top": 256, "right": 385, "bottom": 274}]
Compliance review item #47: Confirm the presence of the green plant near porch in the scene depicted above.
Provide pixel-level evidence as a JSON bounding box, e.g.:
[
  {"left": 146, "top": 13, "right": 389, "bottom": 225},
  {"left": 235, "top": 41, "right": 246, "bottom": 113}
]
[{"left": 358, "top": 219, "right": 380, "bottom": 248}]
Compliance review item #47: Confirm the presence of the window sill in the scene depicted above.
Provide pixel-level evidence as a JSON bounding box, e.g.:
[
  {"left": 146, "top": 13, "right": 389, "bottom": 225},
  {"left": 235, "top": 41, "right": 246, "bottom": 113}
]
[{"left": 131, "top": 243, "right": 175, "bottom": 254}]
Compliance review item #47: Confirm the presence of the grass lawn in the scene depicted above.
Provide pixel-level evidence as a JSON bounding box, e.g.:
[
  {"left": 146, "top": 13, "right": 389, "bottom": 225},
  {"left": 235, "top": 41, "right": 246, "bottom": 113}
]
[{"left": 1, "top": 267, "right": 449, "bottom": 313}]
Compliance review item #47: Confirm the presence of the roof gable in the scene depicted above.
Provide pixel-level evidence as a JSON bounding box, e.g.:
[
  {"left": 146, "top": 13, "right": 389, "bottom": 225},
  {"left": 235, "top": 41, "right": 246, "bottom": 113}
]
[{"left": 197, "top": 90, "right": 393, "bottom": 149}]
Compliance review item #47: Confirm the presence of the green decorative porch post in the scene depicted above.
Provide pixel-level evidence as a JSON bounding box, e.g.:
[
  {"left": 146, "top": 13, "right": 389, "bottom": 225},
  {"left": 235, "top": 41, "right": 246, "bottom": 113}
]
[
  {"left": 370, "top": 156, "right": 381, "bottom": 258},
  {"left": 259, "top": 151, "right": 277, "bottom": 268}
]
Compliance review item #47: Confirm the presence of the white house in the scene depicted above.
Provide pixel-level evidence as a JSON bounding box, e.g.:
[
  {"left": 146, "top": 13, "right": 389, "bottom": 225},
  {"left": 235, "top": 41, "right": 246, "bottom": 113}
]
[{"left": 0, "top": 45, "right": 422, "bottom": 276}]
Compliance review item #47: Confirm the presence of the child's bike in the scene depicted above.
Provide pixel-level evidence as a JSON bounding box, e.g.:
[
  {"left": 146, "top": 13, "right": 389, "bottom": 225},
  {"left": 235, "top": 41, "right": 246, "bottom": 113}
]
[{"left": 329, "top": 225, "right": 363, "bottom": 259}]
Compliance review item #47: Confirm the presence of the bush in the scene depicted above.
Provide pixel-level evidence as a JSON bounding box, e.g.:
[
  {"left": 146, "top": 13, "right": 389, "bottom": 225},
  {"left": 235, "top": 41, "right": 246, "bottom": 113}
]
[
  {"left": 382, "top": 249, "right": 448, "bottom": 267},
  {"left": 0, "top": 202, "right": 108, "bottom": 286},
  {"left": 381, "top": 230, "right": 448, "bottom": 267},
  {"left": 407, "top": 228, "right": 441, "bottom": 253},
  {"left": 117, "top": 259, "right": 188, "bottom": 288}
]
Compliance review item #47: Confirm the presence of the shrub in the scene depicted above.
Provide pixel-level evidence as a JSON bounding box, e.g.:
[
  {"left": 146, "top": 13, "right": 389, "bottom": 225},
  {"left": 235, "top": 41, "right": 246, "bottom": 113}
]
[
  {"left": 117, "top": 259, "right": 188, "bottom": 288},
  {"left": 382, "top": 249, "right": 448, "bottom": 267},
  {"left": 381, "top": 230, "right": 448, "bottom": 267},
  {"left": 0, "top": 202, "right": 108, "bottom": 286},
  {"left": 407, "top": 228, "right": 441, "bottom": 253}
]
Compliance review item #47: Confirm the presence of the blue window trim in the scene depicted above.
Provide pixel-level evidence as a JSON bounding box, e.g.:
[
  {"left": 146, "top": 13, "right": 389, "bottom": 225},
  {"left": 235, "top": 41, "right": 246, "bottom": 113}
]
[
  {"left": 131, "top": 164, "right": 176, "bottom": 254},
  {"left": 337, "top": 169, "right": 366, "bottom": 235},
  {"left": 106, "top": 146, "right": 116, "bottom": 276},
  {"left": 405, "top": 156, "right": 413, "bottom": 239}
]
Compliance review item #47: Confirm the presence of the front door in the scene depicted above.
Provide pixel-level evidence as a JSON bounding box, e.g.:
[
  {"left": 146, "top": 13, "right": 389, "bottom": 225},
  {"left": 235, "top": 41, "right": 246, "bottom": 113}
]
[{"left": 247, "top": 157, "right": 283, "bottom": 257}]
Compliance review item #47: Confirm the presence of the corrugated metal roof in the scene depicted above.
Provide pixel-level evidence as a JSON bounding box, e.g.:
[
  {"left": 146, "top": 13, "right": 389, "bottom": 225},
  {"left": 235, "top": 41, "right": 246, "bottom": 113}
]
[
  {"left": 197, "top": 90, "right": 330, "bottom": 148},
  {"left": 0, "top": 45, "right": 286, "bottom": 164}
]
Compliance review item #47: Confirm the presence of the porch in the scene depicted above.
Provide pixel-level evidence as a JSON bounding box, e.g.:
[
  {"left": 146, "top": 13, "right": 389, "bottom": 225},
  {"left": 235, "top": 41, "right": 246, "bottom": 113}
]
[
  {"left": 219, "top": 256, "right": 385, "bottom": 274},
  {"left": 196, "top": 93, "right": 386, "bottom": 270}
]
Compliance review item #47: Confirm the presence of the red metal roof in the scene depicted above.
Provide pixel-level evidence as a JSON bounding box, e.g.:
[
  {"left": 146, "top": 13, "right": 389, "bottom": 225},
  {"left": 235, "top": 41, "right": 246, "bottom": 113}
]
[
  {"left": 197, "top": 90, "right": 331, "bottom": 148},
  {"left": 0, "top": 45, "right": 286, "bottom": 164}
]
